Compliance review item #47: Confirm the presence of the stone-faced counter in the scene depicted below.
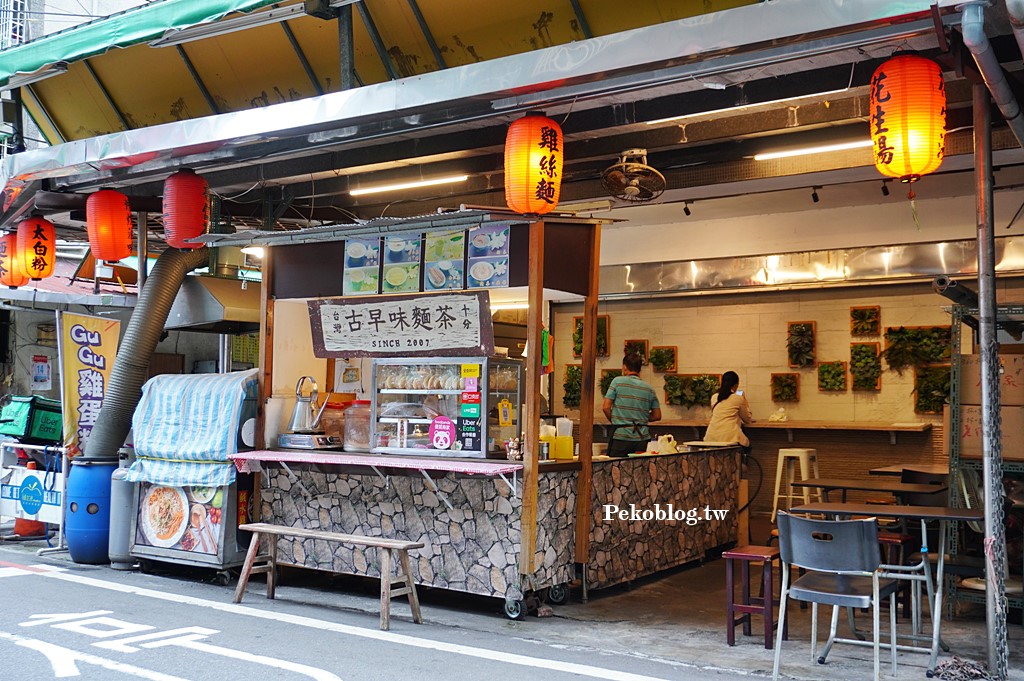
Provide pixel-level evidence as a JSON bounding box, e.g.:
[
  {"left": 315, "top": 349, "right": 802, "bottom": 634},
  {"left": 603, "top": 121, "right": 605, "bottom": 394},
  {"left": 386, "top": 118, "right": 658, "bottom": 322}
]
[
  {"left": 256, "top": 458, "right": 577, "bottom": 605},
  {"left": 587, "top": 447, "right": 740, "bottom": 590}
]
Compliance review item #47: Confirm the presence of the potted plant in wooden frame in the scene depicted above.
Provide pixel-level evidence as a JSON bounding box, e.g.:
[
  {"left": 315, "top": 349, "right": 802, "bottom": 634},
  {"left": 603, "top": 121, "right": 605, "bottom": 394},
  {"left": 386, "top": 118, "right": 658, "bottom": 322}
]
[
  {"left": 649, "top": 346, "right": 677, "bottom": 373},
  {"left": 562, "top": 365, "right": 582, "bottom": 409},
  {"left": 850, "top": 342, "right": 882, "bottom": 391},
  {"left": 817, "top": 361, "right": 848, "bottom": 391},
  {"left": 572, "top": 315, "right": 610, "bottom": 359},
  {"left": 623, "top": 339, "right": 648, "bottom": 364},
  {"left": 663, "top": 374, "right": 721, "bottom": 409},
  {"left": 786, "top": 321, "right": 816, "bottom": 368},
  {"left": 914, "top": 364, "right": 951, "bottom": 414},
  {"left": 599, "top": 369, "right": 622, "bottom": 397},
  {"left": 771, "top": 373, "right": 800, "bottom": 402},
  {"left": 850, "top": 306, "right": 881, "bottom": 336},
  {"left": 882, "top": 325, "right": 951, "bottom": 375}
]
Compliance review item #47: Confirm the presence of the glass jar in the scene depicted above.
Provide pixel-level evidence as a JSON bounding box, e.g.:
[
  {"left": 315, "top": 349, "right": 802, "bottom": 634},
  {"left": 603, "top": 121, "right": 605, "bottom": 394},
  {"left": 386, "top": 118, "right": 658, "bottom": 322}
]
[
  {"left": 343, "top": 400, "right": 372, "bottom": 452},
  {"left": 320, "top": 400, "right": 350, "bottom": 439}
]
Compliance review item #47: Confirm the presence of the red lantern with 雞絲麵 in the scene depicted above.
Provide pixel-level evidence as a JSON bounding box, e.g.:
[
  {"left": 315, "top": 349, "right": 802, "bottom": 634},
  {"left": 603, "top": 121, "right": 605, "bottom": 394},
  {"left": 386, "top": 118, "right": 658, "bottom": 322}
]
[
  {"left": 0, "top": 233, "right": 29, "bottom": 289},
  {"left": 17, "top": 215, "right": 56, "bottom": 280},
  {"left": 504, "top": 113, "right": 562, "bottom": 215},
  {"left": 86, "top": 188, "right": 133, "bottom": 262},
  {"left": 163, "top": 168, "right": 209, "bottom": 249},
  {"left": 870, "top": 54, "right": 946, "bottom": 184}
]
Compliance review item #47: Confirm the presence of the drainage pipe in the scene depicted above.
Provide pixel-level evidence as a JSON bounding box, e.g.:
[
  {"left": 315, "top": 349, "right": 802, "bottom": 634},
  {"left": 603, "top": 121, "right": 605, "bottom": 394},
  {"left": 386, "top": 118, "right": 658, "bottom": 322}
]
[
  {"left": 961, "top": 1, "right": 1024, "bottom": 149},
  {"left": 83, "top": 247, "right": 210, "bottom": 459}
]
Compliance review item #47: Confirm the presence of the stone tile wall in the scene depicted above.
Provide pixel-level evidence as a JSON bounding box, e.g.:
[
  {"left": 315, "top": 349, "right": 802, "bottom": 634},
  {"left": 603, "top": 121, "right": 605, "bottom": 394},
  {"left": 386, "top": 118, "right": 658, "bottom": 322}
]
[{"left": 587, "top": 449, "right": 739, "bottom": 589}]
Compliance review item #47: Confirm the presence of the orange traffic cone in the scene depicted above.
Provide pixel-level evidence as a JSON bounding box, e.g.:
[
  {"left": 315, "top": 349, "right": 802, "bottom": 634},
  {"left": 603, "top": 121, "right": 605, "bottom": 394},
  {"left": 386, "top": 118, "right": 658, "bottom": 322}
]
[{"left": 13, "top": 462, "right": 47, "bottom": 538}]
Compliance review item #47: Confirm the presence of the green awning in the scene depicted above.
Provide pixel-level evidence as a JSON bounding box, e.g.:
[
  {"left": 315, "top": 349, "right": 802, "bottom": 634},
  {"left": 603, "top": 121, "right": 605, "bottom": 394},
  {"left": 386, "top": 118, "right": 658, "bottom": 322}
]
[{"left": 0, "top": 0, "right": 280, "bottom": 87}]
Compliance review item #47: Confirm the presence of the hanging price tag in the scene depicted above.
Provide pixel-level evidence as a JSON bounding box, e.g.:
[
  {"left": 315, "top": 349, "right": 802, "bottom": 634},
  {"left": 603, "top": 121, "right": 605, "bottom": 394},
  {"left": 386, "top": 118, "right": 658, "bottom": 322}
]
[{"left": 460, "top": 363, "right": 480, "bottom": 378}]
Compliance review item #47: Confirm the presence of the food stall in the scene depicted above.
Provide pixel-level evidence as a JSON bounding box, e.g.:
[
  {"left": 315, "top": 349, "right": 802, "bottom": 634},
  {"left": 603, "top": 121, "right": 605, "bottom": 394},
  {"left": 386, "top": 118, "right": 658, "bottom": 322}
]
[
  {"left": 127, "top": 370, "right": 258, "bottom": 583},
  {"left": 219, "top": 209, "right": 740, "bottom": 616}
]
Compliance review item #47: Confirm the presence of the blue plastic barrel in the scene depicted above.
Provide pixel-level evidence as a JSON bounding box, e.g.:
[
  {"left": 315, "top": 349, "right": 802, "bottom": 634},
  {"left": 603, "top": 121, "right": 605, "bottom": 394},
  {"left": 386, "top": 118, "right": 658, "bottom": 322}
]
[{"left": 66, "top": 457, "right": 118, "bottom": 564}]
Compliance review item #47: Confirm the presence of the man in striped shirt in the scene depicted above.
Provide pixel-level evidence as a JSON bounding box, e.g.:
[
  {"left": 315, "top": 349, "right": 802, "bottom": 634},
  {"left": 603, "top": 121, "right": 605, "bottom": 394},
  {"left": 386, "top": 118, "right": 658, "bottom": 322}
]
[{"left": 602, "top": 352, "right": 662, "bottom": 457}]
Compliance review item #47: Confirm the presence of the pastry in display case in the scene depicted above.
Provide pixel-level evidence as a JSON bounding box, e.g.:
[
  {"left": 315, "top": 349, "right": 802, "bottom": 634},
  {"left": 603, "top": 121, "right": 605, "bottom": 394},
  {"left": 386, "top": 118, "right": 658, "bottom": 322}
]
[{"left": 370, "top": 357, "right": 521, "bottom": 458}]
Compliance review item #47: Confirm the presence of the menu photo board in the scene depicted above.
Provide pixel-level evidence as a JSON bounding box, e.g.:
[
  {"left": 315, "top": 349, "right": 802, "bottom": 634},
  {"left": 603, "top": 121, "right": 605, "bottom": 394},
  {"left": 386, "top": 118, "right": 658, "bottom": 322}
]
[
  {"left": 423, "top": 230, "right": 466, "bottom": 291},
  {"left": 308, "top": 291, "right": 495, "bottom": 358},
  {"left": 467, "top": 224, "right": 510, "bottom": 290},
  {"left": 382, "top": 235, "right": 422, "bottom": 294},
  {"left": 343, "top": 238, "right": 381, "bottom": 295}
]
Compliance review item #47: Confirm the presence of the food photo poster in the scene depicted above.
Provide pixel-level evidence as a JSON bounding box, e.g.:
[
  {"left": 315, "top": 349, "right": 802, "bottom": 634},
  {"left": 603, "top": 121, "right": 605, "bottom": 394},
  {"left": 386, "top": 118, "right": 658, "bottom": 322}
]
[
  {"left": 135, "top": 483, "right": 225, "bottom": 555},
  {"left": 424, "top": 231, "right": 466, "bottom": 291},
  {"left": 467, "top": 224, "right": 510, "bottom": 289},
  {"left": 382, "top": 236, "right": 422, "bottom": 293},
  {"left": 343, "top": 238, "right": 381, "bottom": 295}
]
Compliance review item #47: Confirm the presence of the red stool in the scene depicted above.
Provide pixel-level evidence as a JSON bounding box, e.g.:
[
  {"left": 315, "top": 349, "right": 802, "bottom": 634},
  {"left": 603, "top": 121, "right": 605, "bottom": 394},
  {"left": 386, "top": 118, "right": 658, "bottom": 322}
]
[{"left": 723, "top": 545, "right": 788, "bottom": 649}]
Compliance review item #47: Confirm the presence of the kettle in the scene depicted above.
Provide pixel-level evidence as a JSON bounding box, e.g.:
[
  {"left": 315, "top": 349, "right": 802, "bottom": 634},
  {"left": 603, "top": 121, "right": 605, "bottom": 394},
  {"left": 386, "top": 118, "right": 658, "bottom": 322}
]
[{"left": 287, "top": 376, "right": 330, "bottom": 433}]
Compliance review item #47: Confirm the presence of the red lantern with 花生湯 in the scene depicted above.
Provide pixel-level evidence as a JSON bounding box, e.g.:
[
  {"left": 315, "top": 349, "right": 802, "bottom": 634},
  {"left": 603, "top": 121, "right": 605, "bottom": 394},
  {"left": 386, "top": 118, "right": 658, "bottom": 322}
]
[
  {"left": 17, "top": 215, "right": 56, "bottom": 280},
  {"left": 870, "top": 54, "right": 946, "bottom": 186},
  {"left": 163, "top": 168, "right": 209, "bottom": 249},
  {"left": 504, "top": 113, "right": 563, "bottom": 215},
  {"left": 86, "top": 188, "right": 133, "bottom": 263},
  {"left": 0, "top": 233, "right": 29, "bottom": 289}
]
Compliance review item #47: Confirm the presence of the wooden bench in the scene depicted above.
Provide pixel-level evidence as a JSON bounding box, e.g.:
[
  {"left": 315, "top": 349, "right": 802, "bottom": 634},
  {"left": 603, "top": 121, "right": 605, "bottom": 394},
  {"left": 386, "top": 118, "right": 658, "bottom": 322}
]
[{"left": 234, "top": 523, "right": 424, "bottom": 630}]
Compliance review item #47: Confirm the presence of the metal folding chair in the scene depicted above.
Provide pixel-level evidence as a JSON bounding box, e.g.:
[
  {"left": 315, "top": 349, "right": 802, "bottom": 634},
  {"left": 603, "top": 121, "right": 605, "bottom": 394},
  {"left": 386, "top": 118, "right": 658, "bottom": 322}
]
[{"left": 772, "top": 512, "right": 900, "bottom": 681}]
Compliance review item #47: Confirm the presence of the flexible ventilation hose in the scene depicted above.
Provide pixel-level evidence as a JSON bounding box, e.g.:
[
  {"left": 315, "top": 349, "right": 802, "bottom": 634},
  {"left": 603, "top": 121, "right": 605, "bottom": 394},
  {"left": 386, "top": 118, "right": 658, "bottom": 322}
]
[{"left": 83, "top": 247, "right": 210, "bottom": 459}]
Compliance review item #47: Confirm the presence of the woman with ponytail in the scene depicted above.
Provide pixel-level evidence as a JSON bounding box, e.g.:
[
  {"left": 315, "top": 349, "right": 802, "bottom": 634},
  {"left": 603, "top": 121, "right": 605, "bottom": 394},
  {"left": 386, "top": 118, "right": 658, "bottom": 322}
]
[{"left": 704, "top": 370, "right": 753, "bottom": 454}]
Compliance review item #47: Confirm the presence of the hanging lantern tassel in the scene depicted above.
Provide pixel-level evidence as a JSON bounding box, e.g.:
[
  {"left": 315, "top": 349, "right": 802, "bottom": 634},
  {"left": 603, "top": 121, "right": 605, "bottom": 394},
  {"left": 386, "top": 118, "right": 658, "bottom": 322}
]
[
  {"left": 908, "top": 188, "right": 921, "bottom": 232},
  {"left": 17, "top": 215, "right": 56, "bottom": 280},
  {"left": 0, "top": 232, "right": 29, "bottom": 289},
  {"left": 504, "top": 112, "right": 563, "bottom": 215},
  {"left": 163, "top": 168, "right": 210, "bottom": 249}
]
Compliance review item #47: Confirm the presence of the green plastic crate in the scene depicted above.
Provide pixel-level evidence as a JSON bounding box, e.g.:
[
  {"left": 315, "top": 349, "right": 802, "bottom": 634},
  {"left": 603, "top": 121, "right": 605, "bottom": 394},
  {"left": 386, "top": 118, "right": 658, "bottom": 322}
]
[{"left": 0, "top": 396, "right": 63, "bottom": 443}]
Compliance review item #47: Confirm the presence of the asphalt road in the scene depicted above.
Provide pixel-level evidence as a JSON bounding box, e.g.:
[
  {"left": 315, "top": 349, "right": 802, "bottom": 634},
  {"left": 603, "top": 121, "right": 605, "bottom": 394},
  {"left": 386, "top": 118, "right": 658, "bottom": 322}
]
[{"left": 0, "top": 548, "right": 752, "bottom": 681}]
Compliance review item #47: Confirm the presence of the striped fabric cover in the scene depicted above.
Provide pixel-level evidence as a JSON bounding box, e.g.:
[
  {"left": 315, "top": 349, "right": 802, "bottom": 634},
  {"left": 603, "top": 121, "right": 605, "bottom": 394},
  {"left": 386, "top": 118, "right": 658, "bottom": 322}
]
[{"left": 126, "top": 369, "right": 259, "bottom": 487}]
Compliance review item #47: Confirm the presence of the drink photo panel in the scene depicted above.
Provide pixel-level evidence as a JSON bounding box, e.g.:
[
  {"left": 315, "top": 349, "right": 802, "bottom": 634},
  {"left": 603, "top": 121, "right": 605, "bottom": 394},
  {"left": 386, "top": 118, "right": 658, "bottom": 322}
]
[
  {"left": 384, "top": 235, "right": 422, "bottom": 264},
  {"left": 424, "top": 230, "right": 466, "bottom": 291},
  {"left": 382, "top": 263, "right": 421, "bottom": 293}
]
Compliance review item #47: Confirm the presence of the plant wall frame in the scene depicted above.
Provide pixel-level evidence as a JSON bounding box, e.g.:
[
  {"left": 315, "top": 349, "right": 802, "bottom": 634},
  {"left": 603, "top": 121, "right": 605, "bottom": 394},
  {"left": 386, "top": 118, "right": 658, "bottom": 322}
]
[
  {"left": 914, "top": 364, "right": 951, "bottom": 414},
  {"left": 663, "top": 373, "right": 722, "bottom": 409},
  {"left": 817, "top": 361, "right": 848, "bottom": 392},
  {"left": 882, "top": 325, "right": 951, "bottom": 375},
  {"left": 562, "top": 364, "right": 582, "bottom": 408},
  {"left": 850, "top": 306, "right": 881, "bottom": 336},
  {"left": 771, "top": 373, "right": 800, "bottom": 402},
  {"left": 623, "top": 339, "right": 649, "bottom": 365},
  {"left": 786, "top": 321, "right": 816, "bottom": 368},
  {"left": 850, "top": 342, "right": 882, "bottom": 391},
  {"left": 599, "top": 369, "right": 622, "bottom": 397},
  {"left": 649, "top": 346, "right": 677, "bottom": 373},
  {"left": 572, "top": 315, "right": 610, "bottom": 359}
]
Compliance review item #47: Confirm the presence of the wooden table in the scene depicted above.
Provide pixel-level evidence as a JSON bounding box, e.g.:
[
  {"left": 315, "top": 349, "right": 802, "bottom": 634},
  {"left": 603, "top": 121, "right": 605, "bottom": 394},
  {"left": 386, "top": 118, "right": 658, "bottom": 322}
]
[
  {"left": 791, "top": 477, "right": 947, "bottom": 503},
  {"left": 869, "top": 463, "right": 949, "bottom": 477},
  {"left": 790, "top": 502, "right": 984, "bottom": 675}
]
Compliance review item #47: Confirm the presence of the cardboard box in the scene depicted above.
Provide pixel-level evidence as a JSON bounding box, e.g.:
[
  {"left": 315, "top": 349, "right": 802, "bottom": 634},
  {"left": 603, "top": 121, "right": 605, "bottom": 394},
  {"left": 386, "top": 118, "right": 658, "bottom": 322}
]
[
  {"left": 953, "top": 404, "right": 1024, "bottom": 460},
  {"left": 960, "top": 354, "right": 1024, "bottom": 406}
]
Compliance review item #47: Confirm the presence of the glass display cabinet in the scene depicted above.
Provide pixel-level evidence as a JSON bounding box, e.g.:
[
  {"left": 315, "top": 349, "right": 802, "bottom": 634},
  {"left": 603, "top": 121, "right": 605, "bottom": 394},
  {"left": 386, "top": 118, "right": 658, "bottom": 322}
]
[{"left": 370, "top": 357, "right": 522, "bottom": 458}]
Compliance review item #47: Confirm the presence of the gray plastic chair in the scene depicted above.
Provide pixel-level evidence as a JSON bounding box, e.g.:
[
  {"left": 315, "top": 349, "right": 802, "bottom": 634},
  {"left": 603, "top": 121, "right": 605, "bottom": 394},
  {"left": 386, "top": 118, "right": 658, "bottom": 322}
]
[{"left": 772, "top": 512, "right": 900, "bottom": 681}]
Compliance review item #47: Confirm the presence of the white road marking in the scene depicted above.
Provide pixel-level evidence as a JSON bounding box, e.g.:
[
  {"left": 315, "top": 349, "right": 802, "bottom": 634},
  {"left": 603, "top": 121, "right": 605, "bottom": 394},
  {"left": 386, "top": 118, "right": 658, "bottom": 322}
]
[
  {"left": 0, "top": 630, "right": 194, "bottom": 681},
  {"left": 22, "top": 611, "right": 114, "bottom": 627},
  {"left": 33, "top": 568, "right": 672, "bottom": 681}
]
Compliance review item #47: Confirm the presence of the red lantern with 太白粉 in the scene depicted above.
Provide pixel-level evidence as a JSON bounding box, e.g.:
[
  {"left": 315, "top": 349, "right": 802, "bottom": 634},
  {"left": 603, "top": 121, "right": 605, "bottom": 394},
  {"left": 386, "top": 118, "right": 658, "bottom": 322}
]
[
  {"left": 870, "top": 54, "right": 946, "bottom": 183},
  {"left": 0, "top": 233, "right": 29, "bottom": 289},
  {"left": 86, "top": 189, "right": 133, "bottom": 262},
  {"left": 163, "top": 168, "right": 209, "bottom": 249},
  {"left": 504, "top": 113, "right": 562, "bottom": 215},
  {"left": 17, "top": 215, "right": 56, "bottom": 280}
]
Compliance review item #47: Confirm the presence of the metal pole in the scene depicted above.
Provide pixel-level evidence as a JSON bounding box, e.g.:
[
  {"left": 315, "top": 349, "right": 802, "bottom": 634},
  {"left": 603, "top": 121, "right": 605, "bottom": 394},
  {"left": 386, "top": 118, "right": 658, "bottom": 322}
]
[
  {"left": 338, "top": 4, "right": 355, "bottom": 91},
  {"left": 974, "top": 81, "right": 1008, "bottom": 681},
  {"left": 136, "top": 211, "right": 148, "bottom": 290},
  {"left": 218, "top": 334, "right": 232, "bottom": 374}
]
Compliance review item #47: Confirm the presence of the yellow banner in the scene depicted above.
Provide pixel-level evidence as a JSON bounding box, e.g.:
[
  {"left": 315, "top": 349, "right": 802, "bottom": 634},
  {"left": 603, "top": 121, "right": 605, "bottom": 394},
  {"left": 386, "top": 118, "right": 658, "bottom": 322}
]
[{"left": 59, "top": 312, "right": 120, "bottom": 459}]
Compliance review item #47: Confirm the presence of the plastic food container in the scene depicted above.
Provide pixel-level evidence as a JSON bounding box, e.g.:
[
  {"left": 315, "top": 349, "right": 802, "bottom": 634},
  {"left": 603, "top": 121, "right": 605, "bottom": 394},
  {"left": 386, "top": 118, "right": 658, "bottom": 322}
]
[
  {"left": 343, "top": 400, "right": 372, "bottom": 451},
  {"left": 320, "top": 400, "right": 350, "bottom": 439}
]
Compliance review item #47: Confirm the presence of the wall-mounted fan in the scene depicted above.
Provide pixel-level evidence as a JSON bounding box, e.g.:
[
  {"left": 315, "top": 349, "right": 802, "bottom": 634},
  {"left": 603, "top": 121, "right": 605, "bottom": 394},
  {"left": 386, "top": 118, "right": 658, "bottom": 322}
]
[{"left": 601, "top": 149, "right": 666, "bottom": 202}]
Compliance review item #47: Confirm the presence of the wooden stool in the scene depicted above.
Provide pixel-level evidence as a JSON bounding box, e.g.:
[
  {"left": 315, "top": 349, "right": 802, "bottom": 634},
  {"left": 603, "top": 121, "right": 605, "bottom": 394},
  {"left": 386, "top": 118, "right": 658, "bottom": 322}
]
[
  {"left": 723, "top": 545, "right": 788, "bottom": 648},
  {"left": 771, "top": 448, "right": 820, "bottom": 522}
]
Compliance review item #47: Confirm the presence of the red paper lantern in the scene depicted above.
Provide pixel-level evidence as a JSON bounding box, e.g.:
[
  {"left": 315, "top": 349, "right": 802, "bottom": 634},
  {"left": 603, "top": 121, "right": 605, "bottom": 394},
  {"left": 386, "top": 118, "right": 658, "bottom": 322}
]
[
  {"left": 0, "top": 233, "right": 29, "bottom": 289},
  {"left": 504, "top": 113, "right": 563, "bottom": 215},
  {"left": 870, "top": 54, "right": 946, "bottom": 183},
  {"left": 86, "top": 188, "right": 133, "bottom": 262},
  {"left": 17, "top": 215, "right": 56, "bottom": 280},
  {"left": 163, "top": 168, "right": 209, "bottom": 249}
]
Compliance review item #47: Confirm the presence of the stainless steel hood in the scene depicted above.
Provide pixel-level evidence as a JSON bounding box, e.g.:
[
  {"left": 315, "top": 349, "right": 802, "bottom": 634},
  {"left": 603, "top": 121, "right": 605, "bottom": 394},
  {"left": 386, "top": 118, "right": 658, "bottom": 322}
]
[{"left": 165, "top": 276, "right": 261, "bottom": 334}]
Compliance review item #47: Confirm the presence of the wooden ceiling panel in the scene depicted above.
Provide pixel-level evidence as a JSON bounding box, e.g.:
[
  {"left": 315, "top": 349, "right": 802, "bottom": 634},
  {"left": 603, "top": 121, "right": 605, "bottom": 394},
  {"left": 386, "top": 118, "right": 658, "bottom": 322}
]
[
  {"left": 365, "top": 0, "right": 440, "bottom": 76},
  {"left": 28, "top": 62, "right": 125, "bottom": 142},
  {"left": 580, "top": 0, "right": 760, "bottom": 34}
]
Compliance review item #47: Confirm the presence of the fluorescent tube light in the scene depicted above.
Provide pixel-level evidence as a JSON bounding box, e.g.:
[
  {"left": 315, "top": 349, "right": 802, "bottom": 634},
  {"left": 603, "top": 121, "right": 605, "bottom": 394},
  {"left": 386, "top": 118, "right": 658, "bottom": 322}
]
[
  {"left": 150, "top": 1, "right": 363, "bottom": 47},
  {"left": 491, "top": 302, "right": 529, "bottom": 311},
  {"left": 3, "top": 62, "right": 68, "bottom": 91},
  {"left": 646, "top": 88, "right": 852, "bottom": 126},
  {"left": 349, "top": 175, "right": 469, "bottom": 196},
  {"left": 240, "top": 246, "right": 265, "bottom": 258},
  {"left": 754, "top": 139, "right": 872, "bottom": 161}
]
